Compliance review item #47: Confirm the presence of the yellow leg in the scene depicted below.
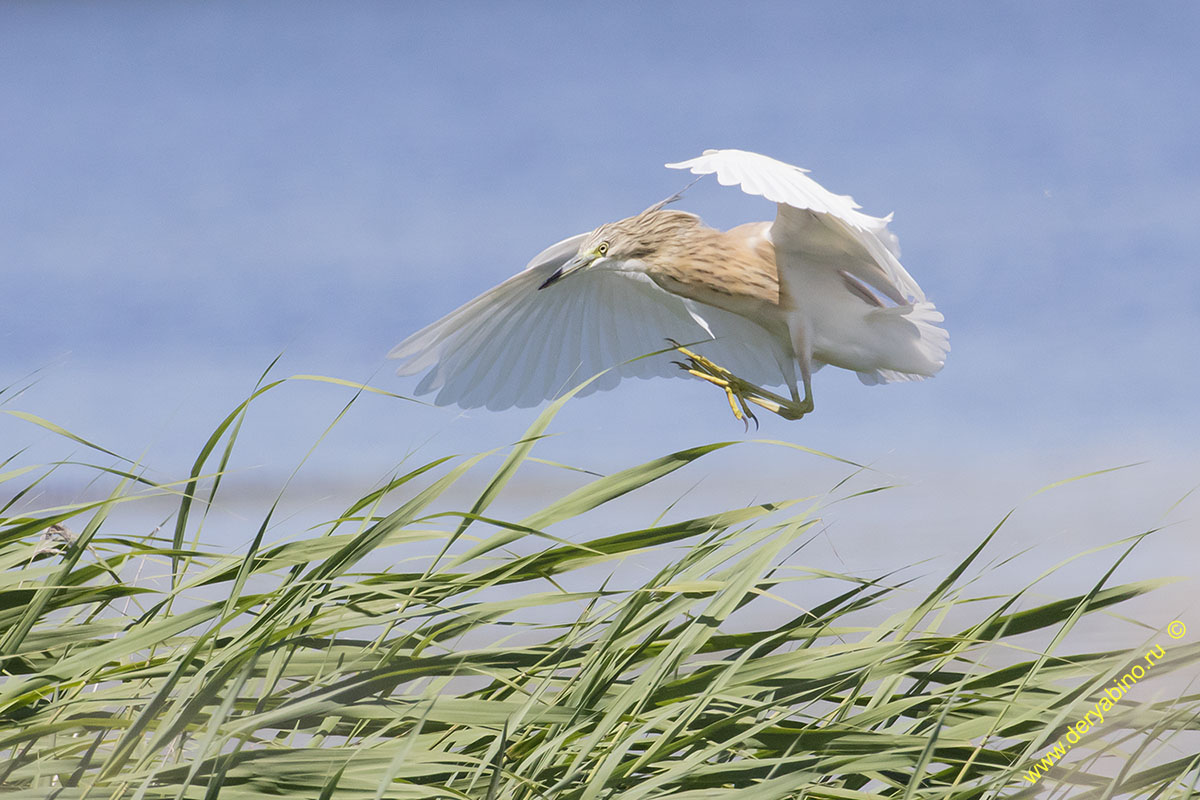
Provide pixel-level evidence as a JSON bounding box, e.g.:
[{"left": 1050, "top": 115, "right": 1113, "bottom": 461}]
[{"left": 668, "top": 340, "right": 812, "bottom": 425}]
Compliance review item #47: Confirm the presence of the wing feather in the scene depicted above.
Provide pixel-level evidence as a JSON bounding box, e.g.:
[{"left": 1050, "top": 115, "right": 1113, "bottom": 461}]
[
  {"left": 459, "top": 301, "right": 527, "bottom": 408},
  {"left": 390, "top": 245, "right": 794, "bottom": 409},
  {"left": 494, "top": 281, "right": 569, "bottom": 408},
  {"left": 535, "top": 288, "right": 572, "bottom": 400},
  {"left": 513, "top": 296, "right": 564, "bottom": 407},
  {"left": 553, "top": 279, "right": 587, "bottom": 394},
  {"left": 598, "top": 279, "right": 624, "bottom": 375},
  {"left": 434, "top": 280, "right": 534, "bottom": 402},
  {"left": 666, "top": 148, "right": 925, "bottom": 304}
]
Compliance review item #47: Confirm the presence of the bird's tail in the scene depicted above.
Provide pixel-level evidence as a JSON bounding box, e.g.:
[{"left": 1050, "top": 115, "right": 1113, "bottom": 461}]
[{"left": 856, "top": 301, "right": 949, "bottom": 385}]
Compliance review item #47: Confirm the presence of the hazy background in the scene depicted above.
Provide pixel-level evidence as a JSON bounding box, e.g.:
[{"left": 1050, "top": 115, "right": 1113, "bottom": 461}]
[{"left": 2, "top": 3, "right": 1198, "bottom": 630}]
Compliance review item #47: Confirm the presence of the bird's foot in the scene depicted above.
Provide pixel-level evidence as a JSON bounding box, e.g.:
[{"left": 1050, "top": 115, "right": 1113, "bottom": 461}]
[{"left": 668, "top": 340, "right": 812, "bottom": 428}]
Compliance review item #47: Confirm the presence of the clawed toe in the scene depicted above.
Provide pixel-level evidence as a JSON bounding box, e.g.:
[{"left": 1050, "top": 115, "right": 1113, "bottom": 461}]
[{"left": 668, "top": 339, "right": 809, "bottom": 425}]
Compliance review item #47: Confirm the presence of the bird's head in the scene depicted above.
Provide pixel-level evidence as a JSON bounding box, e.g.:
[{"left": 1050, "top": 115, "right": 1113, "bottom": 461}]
[{"left": 538, "top": 206, "right": 701, "bottom": 290}]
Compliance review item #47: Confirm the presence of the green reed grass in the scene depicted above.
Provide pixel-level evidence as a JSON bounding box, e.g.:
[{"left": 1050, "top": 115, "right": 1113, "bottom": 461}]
[{"left": 1, "top": 374, "right": 1198, "bottom": 799}]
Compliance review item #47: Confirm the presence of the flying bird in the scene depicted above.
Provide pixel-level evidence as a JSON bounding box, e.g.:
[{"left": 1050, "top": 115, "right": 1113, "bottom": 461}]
[{"left": 389, "top": 149, "right": 948, "bottom": 423}]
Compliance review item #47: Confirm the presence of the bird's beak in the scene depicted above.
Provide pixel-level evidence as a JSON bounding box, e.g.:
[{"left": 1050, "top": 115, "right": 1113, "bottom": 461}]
[{"left": 537, "top": 253, "right": 594, "bottom": 290}]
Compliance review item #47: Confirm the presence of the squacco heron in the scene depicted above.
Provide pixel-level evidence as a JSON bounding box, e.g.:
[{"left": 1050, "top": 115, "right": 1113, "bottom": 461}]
[{"left": 389, "top": 149, "right": 948, "bottom": 424}]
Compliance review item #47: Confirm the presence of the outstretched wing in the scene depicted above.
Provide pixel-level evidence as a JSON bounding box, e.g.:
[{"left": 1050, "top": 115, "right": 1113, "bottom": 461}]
[
  {"left": 666, "top": 149, "right": 925, "bottom": 305},
  {"left": 389, "top": 233, "right": 789, "bottom": 410}
]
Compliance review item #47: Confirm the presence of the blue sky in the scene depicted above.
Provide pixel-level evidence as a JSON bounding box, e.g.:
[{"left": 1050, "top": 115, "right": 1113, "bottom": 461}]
[{"left": 2, "top": 3, "right": 1198, "bottom": 596}]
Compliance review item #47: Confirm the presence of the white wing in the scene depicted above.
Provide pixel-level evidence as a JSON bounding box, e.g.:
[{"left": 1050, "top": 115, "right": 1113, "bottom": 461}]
[
  {"left": 666, "top": 148, "right": 925, "bottom": 305},
  {"left": 389, "top": 233, "right": 789, "bottom": 410}
]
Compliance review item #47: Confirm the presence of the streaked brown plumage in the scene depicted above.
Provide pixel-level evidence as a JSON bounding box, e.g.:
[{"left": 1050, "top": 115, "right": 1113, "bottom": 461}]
[{"left": 586, "top": 209, "right": 782, "bottom": 309}]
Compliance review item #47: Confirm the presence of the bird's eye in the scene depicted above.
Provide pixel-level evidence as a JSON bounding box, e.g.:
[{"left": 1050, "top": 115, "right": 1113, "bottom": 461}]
[{"left": 596, "top": 242, "right": 609, "bottom": 256}]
